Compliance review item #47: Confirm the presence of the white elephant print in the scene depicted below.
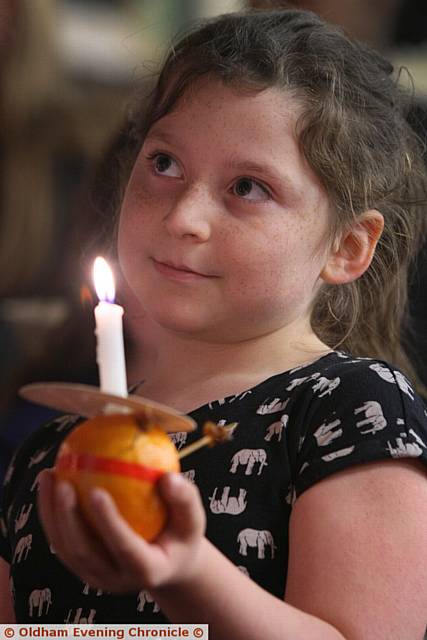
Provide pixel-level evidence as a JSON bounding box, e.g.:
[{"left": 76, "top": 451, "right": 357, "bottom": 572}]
[
  {"left": 237, "top": 528, "right": 276, "bottom": 559},
  {"left": 13, "top": 533, "right": 32, "bottom": 563},
  {"left": 29, "top": 447, "right": 53, "bottom": 468},
  {"left": 394, "top": 371, "right": 415, "bottom": 400},
  {"left": 321, "top": 446, "right": 355, "bottom": 462},
  {"left": 354, "top": 401, "right": 387, "bottom": 435},
  {"left": 313, "top": 418, "right": 342, "bottom": 447},
  {"left": 257, "top": 397, "right": 289, "bottom": 415},
  {"left": 386, "top": 437, "right": 423, "bottom": 458},
  {"left": 53, "top": 414, "right": 79, "bottom": 431},
  {"left": 65, "top": 608, "right": 96, "bottom": 623},
  {"left": 209, "top": 487, "right": 247, "bottom": 515},
  {"left": 137, "top": 589, "right": 160, "bottom": 613},
  {"left": 265, "top": 414, "right": 288, "bottom": 442},
  {"left": 181, "top": 469, "right": 196, "bottom": 483},
  {"left": 227, "top": 390, "right": 253, "bottom": 403},
  {"left": 285, "top": 484, "right": 296, "bottom": 506},
  {"left": 298, "top": 461, "right": 310, "bottom": 475},
  {"left": 169, "top": 432, "right": 188, "bottom": 450},
  {"left": 31, "top": 471, "right": 44, "bottom": 492},
  {"left": 286, "top": 373, "right": 319, "bottom": 391},
  {"left": 4, "top": 461, "right": 15, "bottom": 486},
  {"left": 312, "top": 376, "right": 340, "bottom": 397},
  {"left": 409, "top": 428, "right": 427, "bottom": 449},
  {"left": 29, "top": 588, "right": 52, "bottom": 617},
  {"left": 230, "top": 449, "right": 268, "bottom": 475},
  {"left": 369, "top": 364, "right": 414, "bottom": 399},
  {"left": 15, "top": 504, "right": 33, "bottom": 533},
  {"left": 82, "top": 582, "right": 103, "bottom": 596}
]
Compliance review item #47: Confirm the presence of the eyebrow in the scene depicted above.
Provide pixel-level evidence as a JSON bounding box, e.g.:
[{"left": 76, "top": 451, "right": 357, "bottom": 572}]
[{"left": 144, "top": 130, "right": 177, "bottom": 146}]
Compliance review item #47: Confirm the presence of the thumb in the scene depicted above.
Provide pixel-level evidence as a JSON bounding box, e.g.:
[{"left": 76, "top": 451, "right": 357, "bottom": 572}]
[{"left": 157, "top": 473, "right": 206, "bottom": 537}]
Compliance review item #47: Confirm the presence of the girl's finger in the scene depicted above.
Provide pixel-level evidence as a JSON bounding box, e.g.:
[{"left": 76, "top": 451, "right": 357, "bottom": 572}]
[
  {"left": 157, "top": 473, "right": 206, "bottom": 538},
  {"left": 52, "top": 480, "right": 120, "bottom": 581},
  {"left": 39, "top": 471, "right": 121, "bottom": 589},
  {"left": 86, "top": 488, "right": 163, "bottom": 578},
  {"left": 37, "top": 469, "right": 66, "bottom": 553}
]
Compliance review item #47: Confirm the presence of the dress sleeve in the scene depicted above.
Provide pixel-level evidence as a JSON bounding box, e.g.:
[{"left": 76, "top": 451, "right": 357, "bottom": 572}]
[
  {"left": 0, "top": 452, "right": 18, "bottom": 564},
  {"left": 293, "top": 358, "right": 427, "bottom": 499}
]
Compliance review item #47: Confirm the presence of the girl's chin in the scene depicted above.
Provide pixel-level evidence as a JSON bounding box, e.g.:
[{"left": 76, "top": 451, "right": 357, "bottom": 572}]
[{"left": 145, "top": 304, "right": 218, "bottom": 337}]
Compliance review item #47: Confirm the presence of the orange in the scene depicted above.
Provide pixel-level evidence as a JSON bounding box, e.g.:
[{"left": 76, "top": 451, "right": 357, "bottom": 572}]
[{"left": 54, "top": 414, "right": 180, "bottom": 541}]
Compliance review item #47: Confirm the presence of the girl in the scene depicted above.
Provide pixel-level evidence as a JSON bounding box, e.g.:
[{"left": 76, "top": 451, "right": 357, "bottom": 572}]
[{"left": 1, "top": 8, "right": 427, "bottom": 638}]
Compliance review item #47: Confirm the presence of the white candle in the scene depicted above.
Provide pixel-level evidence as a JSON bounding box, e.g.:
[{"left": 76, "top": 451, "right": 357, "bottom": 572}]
[{"left": 93, "top": 257, "right": 128, "bottom": 397}]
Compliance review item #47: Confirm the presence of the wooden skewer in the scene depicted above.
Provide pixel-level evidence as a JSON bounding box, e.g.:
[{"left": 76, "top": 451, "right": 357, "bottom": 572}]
[{"left": 178, "top": 421, "right": 238, "bottom": 459}]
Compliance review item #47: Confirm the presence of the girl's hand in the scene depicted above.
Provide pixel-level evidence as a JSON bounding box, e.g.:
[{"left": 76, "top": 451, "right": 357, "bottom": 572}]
[{"left": 37, "top": 469, "right": 207, "bottom": 594}]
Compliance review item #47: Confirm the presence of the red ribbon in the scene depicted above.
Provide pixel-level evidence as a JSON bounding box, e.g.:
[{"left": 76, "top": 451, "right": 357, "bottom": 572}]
[{"left": 56, "top": 452, "right": 165, "bottom": 484}]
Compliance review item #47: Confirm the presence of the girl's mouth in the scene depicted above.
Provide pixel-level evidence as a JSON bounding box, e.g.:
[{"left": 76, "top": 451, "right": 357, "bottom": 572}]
[{"left": 151, "top": 258, "right": 213, "bottom": 281}]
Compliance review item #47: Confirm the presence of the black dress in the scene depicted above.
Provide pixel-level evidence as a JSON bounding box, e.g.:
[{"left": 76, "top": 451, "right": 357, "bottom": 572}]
[{"left": 1, "top": 351, "right": 426, "bottom": 623}]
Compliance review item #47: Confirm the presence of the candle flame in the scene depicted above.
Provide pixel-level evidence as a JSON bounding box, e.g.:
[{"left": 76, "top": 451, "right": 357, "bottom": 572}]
[{"left": 93, "top": 257, "right": 115, "bottom": 303}]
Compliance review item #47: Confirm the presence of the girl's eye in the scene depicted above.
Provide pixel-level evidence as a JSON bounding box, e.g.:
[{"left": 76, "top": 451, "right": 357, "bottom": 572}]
[
  {"left": 232, "top": 178, "right": 270, "bottom": 202},
  {"left": 150, "top": 153, "right": 182, "bottom": 178}
]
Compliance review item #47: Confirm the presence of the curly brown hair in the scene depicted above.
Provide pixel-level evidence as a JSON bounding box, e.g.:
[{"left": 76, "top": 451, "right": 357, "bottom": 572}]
[{"left": 125, "top": 8, "right": 427, "bottom": 391}]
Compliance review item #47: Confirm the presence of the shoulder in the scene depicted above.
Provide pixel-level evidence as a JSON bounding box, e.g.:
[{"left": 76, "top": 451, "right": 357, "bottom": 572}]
[
  {"left": 283, "top": 351, "right": 427, "bottom": 500},
  {"left": 285, "top": 350, "right": 425, "bottom": 414}
]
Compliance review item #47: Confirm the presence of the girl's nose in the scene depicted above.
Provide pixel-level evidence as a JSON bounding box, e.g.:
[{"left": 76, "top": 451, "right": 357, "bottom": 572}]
[{"left": 162, "top": 185, "right": 213, "bottom": 242}]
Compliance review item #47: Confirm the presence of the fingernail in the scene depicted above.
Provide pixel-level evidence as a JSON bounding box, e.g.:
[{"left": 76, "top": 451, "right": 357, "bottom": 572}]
[
  {"left": 166, "top": 473, "right": 185, "bottom": 493},
  {"left": 91, "top": 488, "right": 108, "bottom": 507},
  {"left": 56, "top": 481, "right": 74, "bottom": 505}
]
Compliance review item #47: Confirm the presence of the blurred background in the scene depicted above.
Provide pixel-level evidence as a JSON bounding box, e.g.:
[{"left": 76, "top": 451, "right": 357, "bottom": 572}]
[{"left": 0, "top": 0, "right": 426, "bottom": 482}]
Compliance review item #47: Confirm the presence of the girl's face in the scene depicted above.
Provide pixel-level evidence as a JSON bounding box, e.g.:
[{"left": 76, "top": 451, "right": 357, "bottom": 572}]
[{"left": 118, "top": 79, "right": 332, "bottom": 343}]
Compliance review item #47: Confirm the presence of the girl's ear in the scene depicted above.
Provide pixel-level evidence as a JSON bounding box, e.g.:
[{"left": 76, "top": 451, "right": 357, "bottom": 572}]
[{"left": 320, "top": 210, "right": 384, "bottom": 285}]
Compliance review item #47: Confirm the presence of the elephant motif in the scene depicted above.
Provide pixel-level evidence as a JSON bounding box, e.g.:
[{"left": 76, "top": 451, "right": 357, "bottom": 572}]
[
  {"left": 229, "top": 449, "right": 267, "bottom": 475},
  {"left": 82, "top": 583, "right": 103, "bottom": 596},
  {"left": 369, "top": 364, "right": 414, "bottom": 400},
  {"left": 181, "top": 469, "right": 196, "bottom": 483},
  {"left": 169, "top": 432, "right": 188, "bottom": 450},
  {"left": 386, "top": 437, "right": 423, "bottom": 458},
  {"left": 65, "top": 608, "right": 96, "bottom": 624},
  {"left": 312, "top": 375, "right": 340, "bottom": 397},
  {"left": 286, "top": 373, "right": 319, "bottom": 391},
  {"left": 257, "top": 398, "right": 289, "bottom": 415},
  {"left": 29, "top": 588, "right": 52, "bottom": 617},
  {"left": 321, "top": 446, "right": 355, "bottom": 462},
  {"left": 409, "top": 428, "right": 427, "bottom": 449},
  {"left": 15, "top": 504, "right": 33, "bottom": 533},
  {"left": 4, "top": 460, "right": 15, "bottom": 485},
  {"left": 237, "top": 528, "right": 276, "bottom": 559},
  {"left": 265, "top": 414, "right": 288, "bottom": 442},
  {"left": 30, "top": 471, "right": 43, "bottom": 492},
  {"left": 13, "top": 533, "right": 32, "bottom": 563},
  {"left": 137, "top": 589, "right": 160, "bottom": 613},
  {"left": 313, "top": 418, "right": 342, "bottom": 447},
  {"left": 354, "top": 401, "right": 387, "bottom": 435},
  {"left": 29, "top": 447, "right": 53, "bottom": 468},
  {"left": 53, "top": 415, "right": 79, "bottom": 431},
  {"left": 285, "top": 484, "right": 296, "bottom": 506},
  {"left": 209, "top": 487, "right": 247, "bottom": 515}
]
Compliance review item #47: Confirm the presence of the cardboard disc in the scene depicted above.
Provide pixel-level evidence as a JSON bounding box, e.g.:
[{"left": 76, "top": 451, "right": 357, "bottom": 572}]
[{"left": 19, "top": 383, "right": 197, "bottom": 433}]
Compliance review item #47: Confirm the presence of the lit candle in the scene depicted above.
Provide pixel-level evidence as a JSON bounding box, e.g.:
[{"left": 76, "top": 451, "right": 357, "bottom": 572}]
[{"left": 93, "top": 257, "right": 128, "bottom": 397}]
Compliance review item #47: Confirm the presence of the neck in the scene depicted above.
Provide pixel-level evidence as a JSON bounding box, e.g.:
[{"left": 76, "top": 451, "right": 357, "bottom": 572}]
[{"left": 125, "top": 312, "right": 331, "bottom": 412}]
